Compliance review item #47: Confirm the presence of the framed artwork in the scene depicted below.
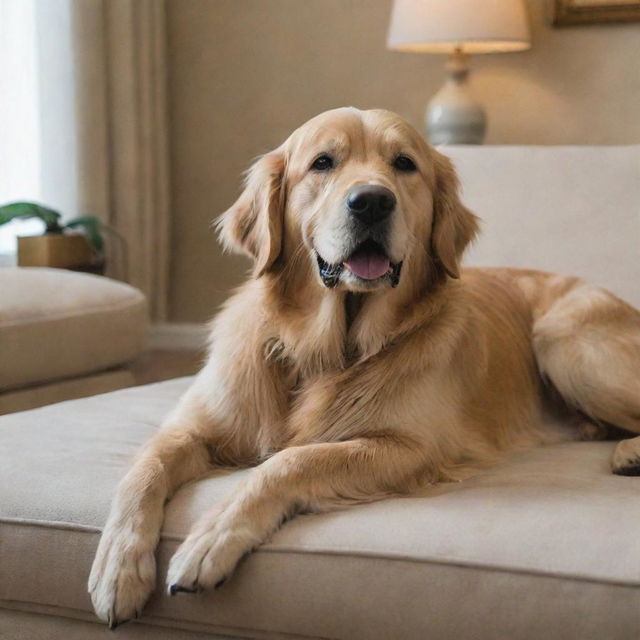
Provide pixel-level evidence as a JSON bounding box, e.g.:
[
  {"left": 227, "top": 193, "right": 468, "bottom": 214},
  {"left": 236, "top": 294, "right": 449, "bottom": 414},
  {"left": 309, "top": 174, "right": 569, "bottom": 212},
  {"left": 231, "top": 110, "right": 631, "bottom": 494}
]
[{"left": 554, "top": 0, "right": 640, "bottom": 24}]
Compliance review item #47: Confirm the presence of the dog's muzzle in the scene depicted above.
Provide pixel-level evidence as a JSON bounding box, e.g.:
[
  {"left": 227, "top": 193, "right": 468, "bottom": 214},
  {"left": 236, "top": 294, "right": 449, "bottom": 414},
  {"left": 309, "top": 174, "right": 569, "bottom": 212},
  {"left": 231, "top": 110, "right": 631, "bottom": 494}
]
[{"left": 316, "top": 185, "right": 402, "bottom": 289}]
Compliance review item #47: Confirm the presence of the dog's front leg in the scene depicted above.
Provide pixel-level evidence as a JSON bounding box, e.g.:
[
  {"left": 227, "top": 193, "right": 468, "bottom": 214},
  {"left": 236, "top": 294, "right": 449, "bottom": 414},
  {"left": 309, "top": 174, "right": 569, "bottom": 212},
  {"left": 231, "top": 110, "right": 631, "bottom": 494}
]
[
  {"left": 88, "top": 400, "right": 215, "bottom": 628},
  {"left": 166, "top": 434, "right": 424, "bottom": 594}
]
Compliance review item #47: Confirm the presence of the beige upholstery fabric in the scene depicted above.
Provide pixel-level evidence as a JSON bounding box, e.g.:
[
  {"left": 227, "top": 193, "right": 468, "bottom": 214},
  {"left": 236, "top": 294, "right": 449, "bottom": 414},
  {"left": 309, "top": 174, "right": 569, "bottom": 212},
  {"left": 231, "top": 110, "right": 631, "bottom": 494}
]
[
  {"left": 0, "top": 267, "right": 147, "bottom": 391},
  {"left": 0, "top": 608, "right": 237, "bottom": 640},
  {"left": 0, "top": 368, "right": 134, "bottom": 415},
  {"left": 447, "top": 145, "right": 640, "bottom": 308},
  {"left": 2, "top": 379, "right": 640, "bottom": 640}
]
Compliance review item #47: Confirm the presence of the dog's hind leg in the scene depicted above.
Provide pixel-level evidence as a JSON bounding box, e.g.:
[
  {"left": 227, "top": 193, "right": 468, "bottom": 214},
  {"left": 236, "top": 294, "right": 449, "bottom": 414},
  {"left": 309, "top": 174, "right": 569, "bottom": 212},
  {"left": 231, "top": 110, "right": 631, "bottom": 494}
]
[{"left": 531, "top": 282, "right": 640, "bottom": 475}]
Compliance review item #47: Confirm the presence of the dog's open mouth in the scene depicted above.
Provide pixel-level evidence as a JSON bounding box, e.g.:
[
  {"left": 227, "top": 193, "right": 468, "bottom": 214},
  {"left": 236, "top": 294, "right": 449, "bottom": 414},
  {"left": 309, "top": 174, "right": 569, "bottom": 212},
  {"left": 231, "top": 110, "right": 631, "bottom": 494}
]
[{"left": 316, "top": 239, "right": 402, "bottom": 288}]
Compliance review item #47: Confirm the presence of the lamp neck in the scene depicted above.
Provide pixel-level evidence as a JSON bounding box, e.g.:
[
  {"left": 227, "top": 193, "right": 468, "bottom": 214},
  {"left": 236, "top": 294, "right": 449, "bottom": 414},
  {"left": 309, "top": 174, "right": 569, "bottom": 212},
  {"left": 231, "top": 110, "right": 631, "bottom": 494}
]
[{"left": 446, "top": 47, "right": 470, "bottom": 84}]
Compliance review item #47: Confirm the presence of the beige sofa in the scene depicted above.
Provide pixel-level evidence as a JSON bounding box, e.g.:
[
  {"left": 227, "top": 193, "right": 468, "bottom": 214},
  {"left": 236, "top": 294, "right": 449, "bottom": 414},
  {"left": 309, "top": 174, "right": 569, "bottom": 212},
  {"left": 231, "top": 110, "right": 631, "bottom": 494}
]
[
  {"left": 1, "top": 145, "right": 639, "bottom": 639},
  {"left": 0, "top": 268, "right": 147, "bottom": 414}
]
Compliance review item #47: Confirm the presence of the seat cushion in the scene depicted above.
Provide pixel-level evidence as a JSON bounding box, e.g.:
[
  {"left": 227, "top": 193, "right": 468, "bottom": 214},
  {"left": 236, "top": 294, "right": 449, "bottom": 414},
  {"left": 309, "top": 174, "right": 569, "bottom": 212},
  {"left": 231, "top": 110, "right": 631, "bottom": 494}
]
[
  {"left": 0, "top": 368, "right": 135, "bottom": 415},
  {"left": 0, "top": 267, "right": 147, "bottom": 391},
  {"left": 2, "top": 378, "right": 640, "bottom": 639}
]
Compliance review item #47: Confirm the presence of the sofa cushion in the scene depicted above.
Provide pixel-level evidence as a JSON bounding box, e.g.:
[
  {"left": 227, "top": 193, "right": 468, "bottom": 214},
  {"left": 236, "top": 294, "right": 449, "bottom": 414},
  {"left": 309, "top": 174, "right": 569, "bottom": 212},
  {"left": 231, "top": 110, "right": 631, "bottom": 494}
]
[
  {"left": 446, "top": 145, "right": 640, "bottom": 309},
  {"left": 0, "top": 267, "right": 147, "bottom": 391},
  {"left": 1, "top": 378, "right": 640, "bottom": 639},
  {"left": 0, "top": 368, "right": 135, "bottom": 415}
]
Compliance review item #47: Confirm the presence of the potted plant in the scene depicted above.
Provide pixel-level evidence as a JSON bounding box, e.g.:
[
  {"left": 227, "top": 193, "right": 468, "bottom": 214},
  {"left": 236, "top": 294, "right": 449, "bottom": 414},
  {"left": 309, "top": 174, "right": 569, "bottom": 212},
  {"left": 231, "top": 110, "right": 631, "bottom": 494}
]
[{"left": 0, "top": 202, "right": 105, "bottom": 272}]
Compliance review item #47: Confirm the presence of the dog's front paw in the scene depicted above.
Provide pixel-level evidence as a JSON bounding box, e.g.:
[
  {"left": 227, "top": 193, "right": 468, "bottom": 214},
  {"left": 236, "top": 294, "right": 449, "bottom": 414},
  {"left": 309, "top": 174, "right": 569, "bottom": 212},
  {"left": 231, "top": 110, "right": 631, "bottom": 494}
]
[
  {"left": 612, "top": 437, "right": 640, "bottom": 476},
  {"left": 88, "top": 526, "right": 157, "bottom": 629},
  {"left": 166, "top": 521, "right": 257, "bottom": 595}
]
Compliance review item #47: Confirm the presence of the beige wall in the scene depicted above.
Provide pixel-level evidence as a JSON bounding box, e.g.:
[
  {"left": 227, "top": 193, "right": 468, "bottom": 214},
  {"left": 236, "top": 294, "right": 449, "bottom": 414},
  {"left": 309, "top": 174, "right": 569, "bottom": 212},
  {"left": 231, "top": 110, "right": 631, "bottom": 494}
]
[{"left": 166, "top": 0, "right": 640, "bottom": 322}]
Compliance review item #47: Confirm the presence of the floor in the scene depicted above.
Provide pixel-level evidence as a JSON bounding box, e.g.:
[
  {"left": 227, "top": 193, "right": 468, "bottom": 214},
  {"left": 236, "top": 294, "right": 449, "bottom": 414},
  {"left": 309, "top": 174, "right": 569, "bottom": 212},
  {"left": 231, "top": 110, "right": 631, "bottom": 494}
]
[{"left": 130, "top": 349, "right": 204, "bottom": 386}]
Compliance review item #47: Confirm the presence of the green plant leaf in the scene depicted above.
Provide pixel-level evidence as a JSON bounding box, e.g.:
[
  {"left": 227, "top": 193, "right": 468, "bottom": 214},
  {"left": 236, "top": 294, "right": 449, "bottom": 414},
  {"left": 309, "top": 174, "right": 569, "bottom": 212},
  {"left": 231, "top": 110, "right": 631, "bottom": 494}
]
[
  {"left": 0, "top": 202, "right": 62, "bottom": 231},
  {"left": 63, "top": 215, "right": 104, "bottom": 254}
]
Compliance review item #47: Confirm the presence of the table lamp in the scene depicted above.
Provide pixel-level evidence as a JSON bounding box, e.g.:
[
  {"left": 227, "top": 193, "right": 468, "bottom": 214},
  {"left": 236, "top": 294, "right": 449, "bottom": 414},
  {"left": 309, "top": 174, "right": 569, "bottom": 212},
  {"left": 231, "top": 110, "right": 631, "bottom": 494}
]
[{"left": 387, "top": 0, "right": 531, "bottom": 144}]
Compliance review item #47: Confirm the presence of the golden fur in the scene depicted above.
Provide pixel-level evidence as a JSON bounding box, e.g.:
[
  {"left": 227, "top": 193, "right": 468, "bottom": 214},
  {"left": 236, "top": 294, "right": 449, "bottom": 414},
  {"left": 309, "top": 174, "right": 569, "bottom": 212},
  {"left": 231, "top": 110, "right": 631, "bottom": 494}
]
[{"left": 89, "top": 108, "right": 640, "bottom": 627}]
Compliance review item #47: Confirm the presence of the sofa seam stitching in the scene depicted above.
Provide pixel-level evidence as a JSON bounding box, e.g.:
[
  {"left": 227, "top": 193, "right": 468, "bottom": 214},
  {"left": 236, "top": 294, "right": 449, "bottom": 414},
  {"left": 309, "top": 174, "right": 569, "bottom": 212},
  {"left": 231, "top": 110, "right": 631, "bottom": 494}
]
[
  {"left": 0, "top": 601, "right": 326, "bottom": 640},
  {"left": 2, "top": 516, "right": 639, "bottom": 589}
]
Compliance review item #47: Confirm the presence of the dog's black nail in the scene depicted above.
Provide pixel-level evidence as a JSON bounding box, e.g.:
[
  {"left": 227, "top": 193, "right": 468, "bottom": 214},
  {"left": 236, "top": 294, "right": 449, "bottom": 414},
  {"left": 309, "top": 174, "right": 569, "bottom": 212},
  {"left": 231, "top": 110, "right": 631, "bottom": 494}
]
[
  {"left": 110, "top": 617, "right": 130, "bottom": 630},
  {"left": 111, "top": 618, "right": 131, "bottom": 631},
  {"left": 214, "top": 577, "right": 227, "bottom": 589},
  {"left": 170, "top": 583, "right": 198, "bottom": 595}
]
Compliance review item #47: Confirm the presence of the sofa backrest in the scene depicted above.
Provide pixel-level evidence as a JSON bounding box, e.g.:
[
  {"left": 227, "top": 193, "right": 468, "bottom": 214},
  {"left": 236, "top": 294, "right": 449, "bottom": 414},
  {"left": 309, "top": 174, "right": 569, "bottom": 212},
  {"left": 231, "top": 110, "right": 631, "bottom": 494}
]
[{"left": 444, "top": 145, "right": 639, "bottom": 309}]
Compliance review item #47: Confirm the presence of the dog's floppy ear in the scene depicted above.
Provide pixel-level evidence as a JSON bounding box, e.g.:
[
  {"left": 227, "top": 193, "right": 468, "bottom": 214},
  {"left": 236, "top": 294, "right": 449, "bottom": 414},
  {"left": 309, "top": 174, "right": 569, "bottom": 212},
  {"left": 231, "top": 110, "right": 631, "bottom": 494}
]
[
  {"left": 430, "top": 150, "right": 480, "bottom": 279},
  {"left": 217, "top": 148, "right": 285, "bottom": 277}
]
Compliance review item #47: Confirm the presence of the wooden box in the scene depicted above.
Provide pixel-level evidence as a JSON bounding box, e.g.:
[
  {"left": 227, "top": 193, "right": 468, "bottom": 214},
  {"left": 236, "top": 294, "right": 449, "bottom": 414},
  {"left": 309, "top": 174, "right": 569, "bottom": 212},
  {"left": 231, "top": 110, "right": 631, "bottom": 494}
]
[{"left": 18, "top": 234, "right": 94, "bottom": 269}]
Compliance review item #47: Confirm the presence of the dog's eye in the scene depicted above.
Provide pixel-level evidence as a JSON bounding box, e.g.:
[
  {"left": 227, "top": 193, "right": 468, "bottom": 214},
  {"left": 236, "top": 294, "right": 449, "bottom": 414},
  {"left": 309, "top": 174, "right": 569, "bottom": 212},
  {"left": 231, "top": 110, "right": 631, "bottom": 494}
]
[
  {"left": 393, "top": 155, "right": 417, "bottom": 172},
  {"left": 310, "top": 154, "right": 334, "bottom": 172}
]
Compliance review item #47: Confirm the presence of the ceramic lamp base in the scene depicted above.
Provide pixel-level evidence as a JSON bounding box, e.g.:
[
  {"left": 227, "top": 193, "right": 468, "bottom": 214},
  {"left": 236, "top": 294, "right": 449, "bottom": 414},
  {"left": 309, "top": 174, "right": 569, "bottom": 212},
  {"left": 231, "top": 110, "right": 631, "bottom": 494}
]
[{"left": 426, "top": 49, "right": 486, "bottom": 145}]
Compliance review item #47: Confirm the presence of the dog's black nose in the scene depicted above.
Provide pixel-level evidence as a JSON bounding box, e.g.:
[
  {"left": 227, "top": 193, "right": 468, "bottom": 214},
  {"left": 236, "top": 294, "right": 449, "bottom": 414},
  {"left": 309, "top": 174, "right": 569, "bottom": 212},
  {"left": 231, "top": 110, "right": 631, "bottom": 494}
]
[{"left": 347, "top": 185, "right": 396, "bottom": 225}]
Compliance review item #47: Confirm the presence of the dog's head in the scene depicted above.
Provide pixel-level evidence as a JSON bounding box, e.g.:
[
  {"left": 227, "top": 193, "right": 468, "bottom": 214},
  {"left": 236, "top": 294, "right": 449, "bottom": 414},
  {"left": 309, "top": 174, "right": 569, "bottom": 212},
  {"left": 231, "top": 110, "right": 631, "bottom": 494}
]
[{"left": 218, "top": 108, "right": 478, "bottom": 293}]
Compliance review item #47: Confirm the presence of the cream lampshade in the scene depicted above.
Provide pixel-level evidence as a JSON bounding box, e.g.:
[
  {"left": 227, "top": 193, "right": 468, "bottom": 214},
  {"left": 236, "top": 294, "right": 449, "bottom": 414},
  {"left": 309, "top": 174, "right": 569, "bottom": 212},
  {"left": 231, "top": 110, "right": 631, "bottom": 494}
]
[{"left": 387, "top": 0, "right": 531, "bottom": 144}]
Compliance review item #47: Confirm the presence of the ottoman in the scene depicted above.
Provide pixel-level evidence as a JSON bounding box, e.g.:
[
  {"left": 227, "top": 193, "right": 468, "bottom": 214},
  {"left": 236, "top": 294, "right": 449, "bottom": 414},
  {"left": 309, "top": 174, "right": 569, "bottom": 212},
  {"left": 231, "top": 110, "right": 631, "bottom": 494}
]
[
  {"left": 0, "top": 267, "right": 147, "bottom": 414},
  {"left": 1, "top": 378, "right": 639, "bottom": 639}
]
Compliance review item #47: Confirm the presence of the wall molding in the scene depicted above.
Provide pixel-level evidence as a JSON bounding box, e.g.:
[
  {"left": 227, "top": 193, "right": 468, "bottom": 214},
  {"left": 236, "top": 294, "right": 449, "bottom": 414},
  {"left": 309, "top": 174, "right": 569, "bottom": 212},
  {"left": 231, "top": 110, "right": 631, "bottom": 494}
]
[{"left": 149, "top": 322, "right": 208, "bottom": 351}]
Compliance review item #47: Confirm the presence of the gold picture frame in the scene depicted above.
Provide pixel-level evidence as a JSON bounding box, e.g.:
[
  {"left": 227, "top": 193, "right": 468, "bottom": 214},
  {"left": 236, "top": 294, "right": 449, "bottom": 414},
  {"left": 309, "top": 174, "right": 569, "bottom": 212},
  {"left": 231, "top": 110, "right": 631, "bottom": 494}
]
[{"left": 554, "top": 0, "right": 640, "bottom": 24}]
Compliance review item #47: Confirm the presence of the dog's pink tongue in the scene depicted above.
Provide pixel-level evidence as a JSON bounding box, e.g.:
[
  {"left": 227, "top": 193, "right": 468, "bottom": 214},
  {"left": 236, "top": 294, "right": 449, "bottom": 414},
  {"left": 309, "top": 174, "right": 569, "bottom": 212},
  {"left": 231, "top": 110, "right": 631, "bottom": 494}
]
[{"left": 344, "top": 251, "right": 390, "bottom": 280}]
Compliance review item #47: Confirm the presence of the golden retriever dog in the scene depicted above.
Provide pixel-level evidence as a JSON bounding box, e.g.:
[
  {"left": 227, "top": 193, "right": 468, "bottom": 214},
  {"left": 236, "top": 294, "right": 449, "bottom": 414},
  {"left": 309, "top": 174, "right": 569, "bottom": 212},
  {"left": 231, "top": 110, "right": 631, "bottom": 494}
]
[{"left": 89, "top": 107, "right": 640, "bottom": 627}]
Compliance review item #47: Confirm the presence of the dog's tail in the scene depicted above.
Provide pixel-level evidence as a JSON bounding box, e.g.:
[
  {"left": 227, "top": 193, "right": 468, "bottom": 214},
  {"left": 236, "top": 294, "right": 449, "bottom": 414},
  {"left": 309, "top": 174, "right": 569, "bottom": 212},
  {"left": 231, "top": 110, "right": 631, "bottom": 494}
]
[{"left": 532, "top": 280, "right": 640, "bottom": 436}]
